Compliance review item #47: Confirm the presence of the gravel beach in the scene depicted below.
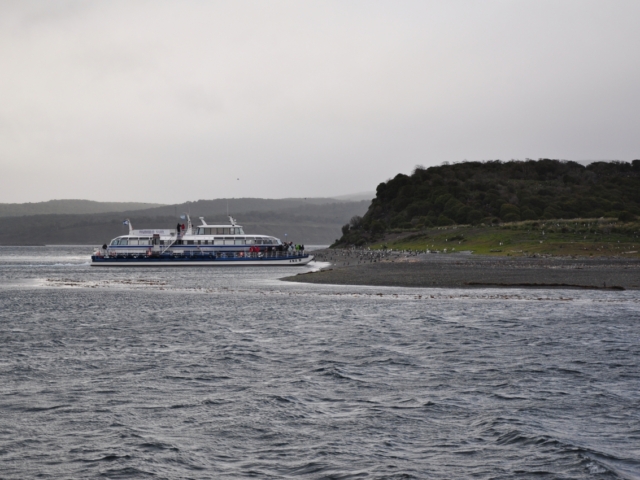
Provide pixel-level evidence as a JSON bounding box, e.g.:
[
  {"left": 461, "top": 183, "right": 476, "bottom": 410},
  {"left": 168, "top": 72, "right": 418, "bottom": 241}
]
[{"left": 284, "top": 249, "right": 640, "bottom": 290}]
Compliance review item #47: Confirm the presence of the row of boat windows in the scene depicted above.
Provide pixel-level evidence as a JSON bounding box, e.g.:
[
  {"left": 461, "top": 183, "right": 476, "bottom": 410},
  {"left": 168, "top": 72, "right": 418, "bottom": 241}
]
[
  {"left": 196, "top": 227, "right": 245, "bottom": 235},
  {"left": 111, "top": 237, "right": 279, "bottom": 246}
]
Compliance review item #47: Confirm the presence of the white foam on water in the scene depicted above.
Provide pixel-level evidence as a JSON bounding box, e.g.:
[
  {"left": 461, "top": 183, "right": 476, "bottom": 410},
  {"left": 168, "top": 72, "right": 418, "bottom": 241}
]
[{"left": 306, "top": 261, "right": 331, "bottom": 272}]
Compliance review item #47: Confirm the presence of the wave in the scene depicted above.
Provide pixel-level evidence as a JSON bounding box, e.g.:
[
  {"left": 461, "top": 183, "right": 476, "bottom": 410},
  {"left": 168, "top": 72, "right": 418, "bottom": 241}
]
[{"left": 0, "top": 262, "right": 90, "bottom": 268}]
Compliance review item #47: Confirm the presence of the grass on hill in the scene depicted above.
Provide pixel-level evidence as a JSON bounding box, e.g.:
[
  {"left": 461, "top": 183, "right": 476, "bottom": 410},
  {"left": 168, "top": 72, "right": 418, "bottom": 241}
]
[{"left": 367, "top": 219, "right": 640, "bottom": 258}]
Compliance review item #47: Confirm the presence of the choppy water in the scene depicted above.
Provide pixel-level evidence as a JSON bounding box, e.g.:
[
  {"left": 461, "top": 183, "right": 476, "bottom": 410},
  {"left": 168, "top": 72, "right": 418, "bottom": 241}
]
[{"left": 1, "top": 246, "right": 639, "bottom": 479}]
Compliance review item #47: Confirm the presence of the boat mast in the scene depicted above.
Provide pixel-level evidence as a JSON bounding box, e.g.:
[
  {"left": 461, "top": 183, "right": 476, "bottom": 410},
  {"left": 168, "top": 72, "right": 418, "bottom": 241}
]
[{"left": 179, "top": 213, "right": 192, "bottom": 234}]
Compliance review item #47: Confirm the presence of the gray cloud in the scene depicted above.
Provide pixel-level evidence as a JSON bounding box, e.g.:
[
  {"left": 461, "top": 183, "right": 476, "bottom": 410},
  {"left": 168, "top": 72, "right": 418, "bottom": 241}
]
[{"left": 1, "top": 0, "right": 639, "bottom": 203}]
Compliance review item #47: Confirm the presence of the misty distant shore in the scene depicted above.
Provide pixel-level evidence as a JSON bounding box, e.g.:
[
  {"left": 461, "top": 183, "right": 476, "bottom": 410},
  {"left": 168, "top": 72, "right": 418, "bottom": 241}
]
[
  {"left": 284, "top": 249, "right": 640, "bottom": 290},
  {"left": 0, "top": 198, "right": 370, "bottom": 246}
]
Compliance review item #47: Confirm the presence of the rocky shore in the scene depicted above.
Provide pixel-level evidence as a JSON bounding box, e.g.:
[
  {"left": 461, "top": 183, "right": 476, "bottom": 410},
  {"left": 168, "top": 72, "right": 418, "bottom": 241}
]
[{"left": 284, "top": 249, "right": 640, "bottom": 290}]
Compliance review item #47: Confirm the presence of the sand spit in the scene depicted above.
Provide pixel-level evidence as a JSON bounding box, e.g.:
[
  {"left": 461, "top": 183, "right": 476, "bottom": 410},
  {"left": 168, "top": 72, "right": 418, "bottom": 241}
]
[{"left": 284, "top": 249, "right": 640, "bottom": 290}]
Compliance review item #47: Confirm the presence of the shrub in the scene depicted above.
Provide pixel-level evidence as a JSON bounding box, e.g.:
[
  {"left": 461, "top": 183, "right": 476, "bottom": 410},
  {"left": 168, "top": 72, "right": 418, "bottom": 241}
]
[
  {"left": 349, "top": 215, "right": 363, "bottom": 229},
  {"left": 502, "top": 213, "right": 521, "bottom": 222},
  {"left": 521, "top": 208, "right": 538, "bottom": 220},
  {"left": 618, "top": 211, "right": 636, "bottom": 222},
  {"left": 437, "top": 214, "right": 455, "bottom": 226},
  {"left": 466, "top": 210, "right": 484, "bottom": 224},
  {"left": 500, "top": 203, "right": 521, "bottom": 222}
]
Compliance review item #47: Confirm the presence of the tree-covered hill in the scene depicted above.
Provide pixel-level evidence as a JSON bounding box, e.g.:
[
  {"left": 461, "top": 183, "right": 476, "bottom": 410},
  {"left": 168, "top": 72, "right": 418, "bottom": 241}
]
[{"left": 337, "top": 159, "right": 640, "bottom": 246}]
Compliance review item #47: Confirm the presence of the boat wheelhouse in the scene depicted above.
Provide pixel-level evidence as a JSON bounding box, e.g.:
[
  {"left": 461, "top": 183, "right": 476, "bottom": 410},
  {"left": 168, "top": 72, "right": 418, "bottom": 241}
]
[{"left": 91, "top": 215, "right": 313, "bottom": 266}]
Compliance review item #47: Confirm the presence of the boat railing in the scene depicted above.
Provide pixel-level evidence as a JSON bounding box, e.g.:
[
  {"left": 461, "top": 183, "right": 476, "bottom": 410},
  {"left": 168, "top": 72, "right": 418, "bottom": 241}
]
[{"left": 104, "top": 249, "right": 307, "bottom": 259}]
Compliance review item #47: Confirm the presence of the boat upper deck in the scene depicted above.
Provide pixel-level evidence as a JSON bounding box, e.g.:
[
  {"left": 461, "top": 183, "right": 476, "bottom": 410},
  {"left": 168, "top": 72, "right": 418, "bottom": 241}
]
[{"left": 108, "top": 216, "right": 285, "bottom": 247}]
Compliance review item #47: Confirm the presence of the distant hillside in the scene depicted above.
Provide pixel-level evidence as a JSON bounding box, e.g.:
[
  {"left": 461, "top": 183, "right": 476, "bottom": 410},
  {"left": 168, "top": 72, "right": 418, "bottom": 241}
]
[
  {"left": 337, "top": 159, "right": 640, "bottom": 246},
  {"left": 331, "top": 192, "right": 376, "bottom": 202},
  {"left": 127, "top": 197, "right": 360, "bottom": 218},
  {"left": 0, "top": 196, "right": 364, "bottom": 219},
  {"left": 0, "top": 200, "right": 163, "bottom": 217},
  {"left": 0, "top": 200, "right": 370, "bottom": 245}
]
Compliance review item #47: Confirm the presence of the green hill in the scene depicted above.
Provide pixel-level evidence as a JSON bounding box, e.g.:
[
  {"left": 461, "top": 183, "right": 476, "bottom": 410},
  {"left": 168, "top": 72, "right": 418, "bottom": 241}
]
[{"left": 336, "top": 159, "right": 640, "bottom": 248}]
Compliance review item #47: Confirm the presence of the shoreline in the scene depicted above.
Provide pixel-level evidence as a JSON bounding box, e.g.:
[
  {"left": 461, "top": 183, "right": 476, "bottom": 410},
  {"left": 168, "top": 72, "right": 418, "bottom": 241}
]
[{"left": 283, "top": 249, "right": 640, "bottom": 290}]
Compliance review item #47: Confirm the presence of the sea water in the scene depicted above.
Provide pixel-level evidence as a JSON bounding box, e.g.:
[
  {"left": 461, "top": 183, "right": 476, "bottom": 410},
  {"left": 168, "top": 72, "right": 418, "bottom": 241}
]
[{"left": 0, "top": 246, "right": 639, "bottom": 479}]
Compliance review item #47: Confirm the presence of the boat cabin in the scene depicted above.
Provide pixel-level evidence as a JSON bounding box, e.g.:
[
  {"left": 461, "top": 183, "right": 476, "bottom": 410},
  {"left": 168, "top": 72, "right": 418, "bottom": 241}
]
[{"left": 107, "top": 217, "right": 281, "bottom": 249}]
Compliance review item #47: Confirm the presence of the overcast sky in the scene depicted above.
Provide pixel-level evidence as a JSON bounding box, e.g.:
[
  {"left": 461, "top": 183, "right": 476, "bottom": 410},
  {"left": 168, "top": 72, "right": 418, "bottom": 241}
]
[{"left": 1, "top": 1, "right": 639, "bottom": 203}]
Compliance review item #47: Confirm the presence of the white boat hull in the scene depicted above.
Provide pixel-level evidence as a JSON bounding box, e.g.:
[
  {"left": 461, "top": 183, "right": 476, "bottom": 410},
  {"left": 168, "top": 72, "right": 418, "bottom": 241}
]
[{"left": 91, "top": 255, "right": 314, "bottom": 267}]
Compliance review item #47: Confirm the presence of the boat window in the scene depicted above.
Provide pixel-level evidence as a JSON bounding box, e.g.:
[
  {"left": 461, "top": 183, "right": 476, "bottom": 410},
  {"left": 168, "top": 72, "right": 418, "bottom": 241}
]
[
  {"left": 224, "top": 238, "right": 234, "bottom": 245},
  {"left": 119, "top": 238, "right": 129, "bottom": 246},
  {"left": 202, "top": 228, "right": 210, "bottom": 235},
  {"left": 234, "top": 238, "right": 244, "bottom": 245},
  {"left": 129, "top": 238, "right": 138, "bottom": 246},
  {"left": 139, "top": 238, "right": 150, "bottom": 245},
  {"left": 110, "top": 239, "right": 119, "bottom": 246},
  {"left": 246, "top": 238, "right": 255, "bottom": 245},
  {"left": 186, "top": 240, "right": 194, "bottom": 245},
  {"left": 214, "top": 238, "right": 224, "bottom": 245},
  {"left": 160, "top": 240, "right": 165, "bottom": 246},
  {"left": 203, "top": 240, "right": 208, "bottom": 245},
  {"left": 238, "top": 228, "right": 245, "bottom": 234}
]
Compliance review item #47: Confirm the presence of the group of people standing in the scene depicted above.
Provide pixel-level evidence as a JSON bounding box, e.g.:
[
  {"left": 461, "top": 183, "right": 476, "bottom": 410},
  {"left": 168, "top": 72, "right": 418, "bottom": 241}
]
[
  {"left": 247, "top": 242, "right": 304, "bottom": 255},
  {"left": 278, "top": 242, "right": 304, "bottom": 253}
]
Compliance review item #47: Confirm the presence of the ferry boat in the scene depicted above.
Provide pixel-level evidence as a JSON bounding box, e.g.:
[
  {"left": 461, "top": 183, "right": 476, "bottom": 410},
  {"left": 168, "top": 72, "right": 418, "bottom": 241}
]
[{"left": 91, "top": 215, "right": 313, "bottom": 267}]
